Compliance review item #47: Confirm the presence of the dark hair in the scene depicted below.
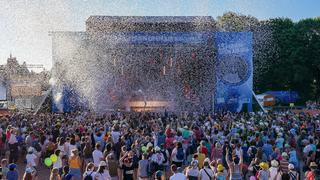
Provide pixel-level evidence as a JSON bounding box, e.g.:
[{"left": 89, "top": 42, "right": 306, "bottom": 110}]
[
  {"left": 70, "top": 139, "right": 76, "bottom": 145},
  {"left": 63, "top": 166, "right": 69, "bottom": 174},
  {"left": 171, "top": 164, "right": 177, "bottom": 173},
  {"left": 97, "top": 165, "right": 105, "bottom": 174},
  {"left": 23, "top": 172, "right": 33, "bottom": 180},
  {"left": 233, "top": 156, "right": 240, "bottom": 164}
]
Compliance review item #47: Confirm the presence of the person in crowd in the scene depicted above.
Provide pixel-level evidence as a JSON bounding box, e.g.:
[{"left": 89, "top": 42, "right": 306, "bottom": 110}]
[
  {"left": 199, "top": 160, "right": 214, "bottom": 180},
  {"left": 83, "top": 162, "right": 95, "bottom": 180},
  {"left": 61, "top": 166, "right": 70, "bottom": 180},
  {"left": 169, "top": 165, "right": 186, "bottom": 180},
  {"left": 226, "top": 147, "right": 243, "bottom": 180},
  {"left": 92, "top": 143, "right": 104, "bottom": 169},
  {"left": 106, "top": 153, "right": 118, "bottom": 180},
  {"left": 171, "top": 142, "right": 184, "bottom": 167},
  {"left": 53, "top": 149, "right": 63, "bottom": 174},
  {"left": 68, "top": 149, "right": 81, "bottom": 180},
  {"left": 288, "top": 163, "right": 299, "bottom": 180},
  {"left": 22, "top": 167, "right": 36, "bottom": 180},
  {"left": 26, "top": 147, "right": 37, "bottom": 171},
  {"left": 120, "top": 151, "right": 135, "bottom": 180},
  {"left": 50, "top": 168, "right": 61, "bottom": 180},
  {"left": 0, "top": 159, "right": 9, "bottom": 179},
  {"left": 185, "top": 160, "right": 199, "bottom": 180},
  {"left": 138, "top": 153, "right": 149, "bottom": 180},
  {"left": 6, "top": 163, "right": 19, "bottom": 180},
  {"left": 94, "top": 161, "right": 111, "bottom": 180},
  {"left": 269, "top": 160, "right": 281, "bottom": 180},
  {"left": 215, "top": 164, "right": 227, "bottom": 180},
  {"left": 305, "top": 162, "right": 318, "bottom": 180},
  {"left": 257, "top": 162, "right": 269, "bottom": 180}
]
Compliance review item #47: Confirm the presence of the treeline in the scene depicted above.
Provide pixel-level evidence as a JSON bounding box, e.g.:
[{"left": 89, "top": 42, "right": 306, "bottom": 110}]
[{"left": 216, "top": 12, "right": 320, "bottom": 102}]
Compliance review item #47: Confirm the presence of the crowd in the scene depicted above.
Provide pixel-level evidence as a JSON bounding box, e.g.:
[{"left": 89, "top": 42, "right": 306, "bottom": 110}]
[{"left": 0, "top": 110, "right": 319, "bottom": 180}]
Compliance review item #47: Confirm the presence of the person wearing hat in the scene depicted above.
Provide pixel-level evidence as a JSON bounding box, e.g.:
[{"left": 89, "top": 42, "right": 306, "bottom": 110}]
[
  {"left": 155, "top": 170, "right": 164, "bottom": 180},
  {"left": 6, "top": 163, "right": 19, "bottom": 180},
  {"left": 26, "top": 147, "right": 37, "bottom": 170},
  {"left": 149, "top": 146, "right": 165, "bottom": 176},
  {"left": 215, "top": 164, "right": 227, "bottom": 180},
  {"left": 269, "top": 160, "right": 281, "bottom": 180},
  {"left": 257, "top": 162, "right": 269, "bottom": 180},
  {"left": 288, "top": 163, "right": 299, "bottom": 180},
  {"left": 185, "top": 160, "right": 199, "bottom": 180},
  {"left": 22, "top": 167, "right": 36, "bottom": 180},
  {"left": 305, "top": 162, "right": 318, "bottom": 180},
  {"left": 94, "top": 161, "right": 111, "bottom": 180},
  {"left": 280, "top": 152, "right": 289, "bottom": 174}
]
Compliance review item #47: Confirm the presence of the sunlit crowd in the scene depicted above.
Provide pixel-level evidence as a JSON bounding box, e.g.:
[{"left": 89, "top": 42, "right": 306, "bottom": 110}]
[{"left": 0, "top": 110, "right": 319, "bottom": 180}]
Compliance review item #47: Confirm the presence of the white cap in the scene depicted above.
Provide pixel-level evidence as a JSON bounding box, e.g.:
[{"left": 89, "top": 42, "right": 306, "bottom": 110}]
[
  {"left": 99, "top": 161, "right": 107, "bottom": 166},
  {"left": 288, "top": 163, "right": 294, "bottom": 170},
  {"left": 154, "top": 146, "right": 161, "bottom": 152}
]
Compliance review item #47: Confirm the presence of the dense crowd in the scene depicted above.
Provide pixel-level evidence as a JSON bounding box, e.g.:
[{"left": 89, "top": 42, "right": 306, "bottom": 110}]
[{"left": 0, "top": 110, "right": 319, "bottom": 180}]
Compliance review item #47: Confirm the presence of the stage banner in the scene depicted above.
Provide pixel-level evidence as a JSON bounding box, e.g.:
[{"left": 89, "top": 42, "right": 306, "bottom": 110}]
[{"left": 214, "top": 32, "right": 253, "bottom": 112}]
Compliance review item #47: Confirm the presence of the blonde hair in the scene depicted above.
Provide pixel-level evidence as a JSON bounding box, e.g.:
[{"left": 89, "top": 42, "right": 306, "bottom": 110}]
[{"left": 50, "top": 168, "right": 60, "bottom": 180}]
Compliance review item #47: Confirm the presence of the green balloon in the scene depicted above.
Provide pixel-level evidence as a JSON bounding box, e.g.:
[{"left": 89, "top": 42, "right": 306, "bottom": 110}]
[
  {"left": 44, "top": 157, "right": 53, "bottom": 167},
  {"left": 141, "top": 146, "right": 147, "bottom": 152},
  {"left": 50, "top": 154, "right": 58, "bottom": 163}
]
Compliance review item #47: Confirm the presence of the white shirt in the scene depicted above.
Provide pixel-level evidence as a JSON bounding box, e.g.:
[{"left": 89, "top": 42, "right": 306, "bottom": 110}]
[
  {"left": 171, "top": 148, "right": 184, "bottom": 162},
  {"left": 170, "top": 173, "right": 187, "bottom": 180},
  {"left": 8, "top": 134, "right": 17, "bottom": 144},
  {"left": 150, "top": 152, "right": 164, "bottom": 165},
  {"left": 26, "top": 153, "right": 37, "bottom": 167},
  {"left": 95, "top": 170, "right": 111, "bottom": 180},
  {"left": 53, "top": 156, "right": 63, "bottom": 169},
  {"left": 69, "top": 144, "right": 77, "bottom": 156},
  {"left": 200, "top": 167, "right": 214, "bottom": 180},
  {"left": 92, "top": 149, "right": 103, "bottom": 167},
  {"left": 111, "top": 131, "right": 120, "bottom": 144}
]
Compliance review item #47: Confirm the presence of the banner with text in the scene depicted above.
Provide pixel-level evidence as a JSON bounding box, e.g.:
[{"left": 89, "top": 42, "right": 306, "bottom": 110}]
[{"left": 214, "top": 32, "right": 253, "bottom": 112}]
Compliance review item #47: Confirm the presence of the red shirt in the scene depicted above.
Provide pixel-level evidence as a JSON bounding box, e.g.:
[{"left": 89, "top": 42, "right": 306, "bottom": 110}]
[{"left": 200, "top": 146, "right": 208, "bottom": 156}]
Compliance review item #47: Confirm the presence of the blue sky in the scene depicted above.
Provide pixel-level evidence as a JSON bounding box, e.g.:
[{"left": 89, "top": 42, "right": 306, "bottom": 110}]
[{"left": 0, "top": 0, "right": 319, "bottom": 70}]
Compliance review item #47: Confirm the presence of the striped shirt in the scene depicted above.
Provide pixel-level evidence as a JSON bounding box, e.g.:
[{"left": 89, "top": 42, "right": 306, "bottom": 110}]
[{"left": 280, "top": 159, "right": 289, "bottom": 173}]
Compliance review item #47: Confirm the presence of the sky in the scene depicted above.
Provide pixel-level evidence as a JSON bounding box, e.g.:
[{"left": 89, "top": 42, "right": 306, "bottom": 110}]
[{"left": 0, "top": 0, "right": 319, "bottom": 70}]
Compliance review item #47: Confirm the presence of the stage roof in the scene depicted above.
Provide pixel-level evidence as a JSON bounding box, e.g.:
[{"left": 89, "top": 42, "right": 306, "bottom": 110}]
[{"left": 86, "top": 16, "right": 216, "bottom": 33}]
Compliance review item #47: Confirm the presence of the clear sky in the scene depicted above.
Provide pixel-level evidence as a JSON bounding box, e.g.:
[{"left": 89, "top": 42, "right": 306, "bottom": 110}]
[{"left": 0, "top": 0, "right": 319, "bottom": 70}]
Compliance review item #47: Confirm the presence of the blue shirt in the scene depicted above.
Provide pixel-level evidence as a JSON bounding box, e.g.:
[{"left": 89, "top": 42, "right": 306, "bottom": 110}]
[
  {"left": 262, "top": 143, "right": 273, "bottom": 158},
  {"left": 6, "top": 170, "right": 19, "bottom": 180}
]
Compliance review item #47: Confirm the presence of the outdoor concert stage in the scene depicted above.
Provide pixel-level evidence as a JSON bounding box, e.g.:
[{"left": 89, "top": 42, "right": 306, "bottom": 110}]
[{"left": 50, "top": 16, "right": 253, "bottom": 113}]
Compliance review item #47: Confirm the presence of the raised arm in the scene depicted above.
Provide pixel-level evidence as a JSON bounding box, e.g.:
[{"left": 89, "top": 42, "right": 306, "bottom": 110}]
[{"left": 225, "top": 147, "right": 232, "bottom": 165}]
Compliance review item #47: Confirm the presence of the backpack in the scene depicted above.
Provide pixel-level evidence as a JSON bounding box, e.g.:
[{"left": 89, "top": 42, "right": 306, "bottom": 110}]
[
  {"left": 161, "top": 150, "right": 168, "bottom": 163},
  {"left": 33, "top": 142, "right": 42, "bottom": 152},
  {"left": 176, "top": 148, "right": 184, "bottom": 160},
  {"left": 148, "top": 161, "right": 157, "bottom": 176},
  {"left": 281, "top": 172, "right": 290, "bottom": 180},
  {"left": 83, "top": 171, "right": 93, "bottom": 180}
]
